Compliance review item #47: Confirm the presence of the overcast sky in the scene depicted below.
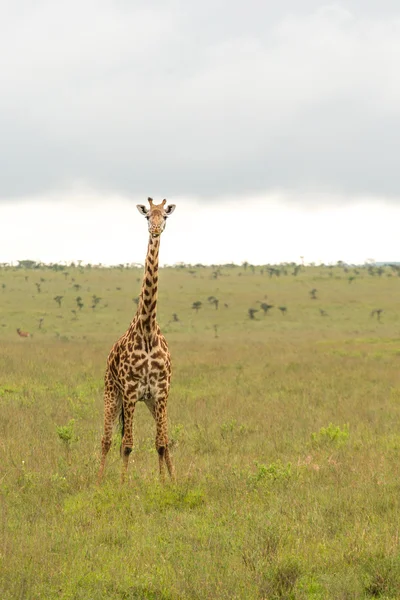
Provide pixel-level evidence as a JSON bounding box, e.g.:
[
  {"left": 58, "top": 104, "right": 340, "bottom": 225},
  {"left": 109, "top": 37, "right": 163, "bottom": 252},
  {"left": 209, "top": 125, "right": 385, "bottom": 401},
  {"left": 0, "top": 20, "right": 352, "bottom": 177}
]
[{"left": 1, "top": 1, "right": 399, "bottom": 265}]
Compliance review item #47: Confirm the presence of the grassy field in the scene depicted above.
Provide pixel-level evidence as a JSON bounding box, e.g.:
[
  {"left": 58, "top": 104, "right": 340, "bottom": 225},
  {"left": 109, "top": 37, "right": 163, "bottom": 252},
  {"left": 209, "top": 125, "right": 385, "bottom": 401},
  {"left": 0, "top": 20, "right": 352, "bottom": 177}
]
[{"left": 1, "top": 261, "right": 400, "bottom": 599}]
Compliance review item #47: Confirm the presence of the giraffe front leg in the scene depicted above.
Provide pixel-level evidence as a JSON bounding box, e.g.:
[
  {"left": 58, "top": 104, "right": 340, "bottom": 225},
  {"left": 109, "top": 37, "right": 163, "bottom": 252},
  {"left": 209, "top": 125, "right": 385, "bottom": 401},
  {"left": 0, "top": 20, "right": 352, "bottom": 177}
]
[
  {"left": 98, "top": 378, "right": 121, "bottom": 484},
  {"left": 120, "top": 394, "right": 137, "bottom": 483},
  {"left": 152, "top": 395, "right": 175, "bottom": 482}
]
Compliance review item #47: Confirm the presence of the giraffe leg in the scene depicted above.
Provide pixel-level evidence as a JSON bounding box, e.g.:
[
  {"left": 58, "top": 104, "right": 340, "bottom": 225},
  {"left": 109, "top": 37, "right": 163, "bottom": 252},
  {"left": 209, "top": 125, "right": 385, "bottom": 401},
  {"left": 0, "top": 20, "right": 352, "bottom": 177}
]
[
  {"left": 120, "top": 393, "right": 137, "bottom": 483},
  {"left": 98, "top": 376, "right": 121, "bottom": 484},
  {"left": 145, "top": 395, "right": 175, "bottom": 482}
]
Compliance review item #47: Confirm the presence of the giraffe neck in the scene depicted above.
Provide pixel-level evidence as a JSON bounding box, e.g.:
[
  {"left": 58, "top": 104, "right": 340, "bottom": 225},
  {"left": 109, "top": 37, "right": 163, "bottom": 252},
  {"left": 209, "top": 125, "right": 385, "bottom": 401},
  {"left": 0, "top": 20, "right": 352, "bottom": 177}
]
[{"left": 136, "top": 234, "right": 160, "bottom": 334}]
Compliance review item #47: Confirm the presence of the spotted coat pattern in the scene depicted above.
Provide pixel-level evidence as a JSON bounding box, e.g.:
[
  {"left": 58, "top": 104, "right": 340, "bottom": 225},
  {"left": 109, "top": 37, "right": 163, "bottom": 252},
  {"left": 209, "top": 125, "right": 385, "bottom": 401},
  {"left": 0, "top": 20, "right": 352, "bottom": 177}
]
[{"left": 98, "top": 199, "right": 176, "bottom": 483}]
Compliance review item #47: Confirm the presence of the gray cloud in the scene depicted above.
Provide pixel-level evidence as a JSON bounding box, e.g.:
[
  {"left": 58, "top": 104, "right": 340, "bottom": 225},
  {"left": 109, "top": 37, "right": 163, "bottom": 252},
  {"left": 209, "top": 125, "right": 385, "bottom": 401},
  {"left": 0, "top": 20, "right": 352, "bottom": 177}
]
[{"left": 1, "top": 1, "right": 400, "bottom": 200}]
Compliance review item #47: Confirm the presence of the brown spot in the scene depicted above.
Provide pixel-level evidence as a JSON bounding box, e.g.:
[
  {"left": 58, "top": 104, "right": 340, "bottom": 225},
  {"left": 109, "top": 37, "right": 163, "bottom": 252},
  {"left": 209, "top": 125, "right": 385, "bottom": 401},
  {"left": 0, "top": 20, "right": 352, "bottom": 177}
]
[
  {"left": 151, "top": 360, "right": 164, "bottom": 370},
  {"left": 126, "top": 368, "right": 139, "bottom": 382},
  {"left": 145, "top": 277, "right": 152, "bottom": 287}
]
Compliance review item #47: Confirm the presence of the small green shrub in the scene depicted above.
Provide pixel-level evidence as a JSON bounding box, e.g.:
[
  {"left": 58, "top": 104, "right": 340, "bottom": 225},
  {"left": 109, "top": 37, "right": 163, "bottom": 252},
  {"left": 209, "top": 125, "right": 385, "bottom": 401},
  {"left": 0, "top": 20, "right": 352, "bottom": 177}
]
[
  {"left": 144, "top": 485, "right": 206, "bottom": 512},
  {"left": 311, "top": 423, "right": 349, "bottom": 447},
  {"left": 250, "top": 460, "right": 292, "bottom": 484},
  {"left": 56, "top": 419, "right": 77, "bottom": 446},
  {"left": 220, "top": 419, "right": 248, "bottom": 439}
]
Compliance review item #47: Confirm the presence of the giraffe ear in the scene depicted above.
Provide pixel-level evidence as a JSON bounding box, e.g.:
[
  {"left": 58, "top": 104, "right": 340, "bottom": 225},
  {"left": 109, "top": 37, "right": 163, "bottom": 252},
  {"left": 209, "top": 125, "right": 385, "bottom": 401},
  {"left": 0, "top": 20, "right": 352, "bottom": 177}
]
[
  {"left": 137, "top": 205, "right": 149, "bottom": 216},
  {"left": 165, "top": 204, "right": 176, "bottom": 215}
]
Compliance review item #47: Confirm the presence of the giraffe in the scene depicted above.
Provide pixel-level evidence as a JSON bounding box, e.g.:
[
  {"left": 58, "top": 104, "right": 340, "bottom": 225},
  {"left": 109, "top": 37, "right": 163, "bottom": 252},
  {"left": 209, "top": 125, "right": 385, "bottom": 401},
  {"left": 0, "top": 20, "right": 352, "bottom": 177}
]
[{"left": 98, "top": 198, "right": 176, "bottom": 484}]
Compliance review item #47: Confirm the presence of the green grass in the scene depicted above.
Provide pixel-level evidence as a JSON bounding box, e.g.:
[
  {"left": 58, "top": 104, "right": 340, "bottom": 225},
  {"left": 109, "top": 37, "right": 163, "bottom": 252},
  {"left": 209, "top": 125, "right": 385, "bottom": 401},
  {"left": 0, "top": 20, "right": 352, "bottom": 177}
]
[{"left": 1, "top": 262, "right": 400, "bottom": 599}]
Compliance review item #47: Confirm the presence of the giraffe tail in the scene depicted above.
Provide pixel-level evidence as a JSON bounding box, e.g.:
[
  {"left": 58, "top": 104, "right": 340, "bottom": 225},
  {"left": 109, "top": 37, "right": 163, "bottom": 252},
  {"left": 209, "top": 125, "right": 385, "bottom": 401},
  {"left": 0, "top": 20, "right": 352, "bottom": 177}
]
[{"left": 119, "top": 401, "right": 125, "bottom": 457}]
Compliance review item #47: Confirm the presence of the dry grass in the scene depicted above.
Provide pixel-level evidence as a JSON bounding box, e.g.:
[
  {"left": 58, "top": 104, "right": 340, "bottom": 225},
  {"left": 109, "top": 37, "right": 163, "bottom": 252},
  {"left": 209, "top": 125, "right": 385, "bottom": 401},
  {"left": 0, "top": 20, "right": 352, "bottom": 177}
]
[{"left": 1, "top": 262, "right": 400, "bottom": 599}]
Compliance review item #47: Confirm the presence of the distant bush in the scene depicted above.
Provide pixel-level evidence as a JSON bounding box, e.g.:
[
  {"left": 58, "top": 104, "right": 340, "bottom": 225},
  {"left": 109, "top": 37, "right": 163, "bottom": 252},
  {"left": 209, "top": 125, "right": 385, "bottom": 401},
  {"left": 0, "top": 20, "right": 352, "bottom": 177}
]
[{"left": 311, "top": 423, "right": 349, "bottom": 447}]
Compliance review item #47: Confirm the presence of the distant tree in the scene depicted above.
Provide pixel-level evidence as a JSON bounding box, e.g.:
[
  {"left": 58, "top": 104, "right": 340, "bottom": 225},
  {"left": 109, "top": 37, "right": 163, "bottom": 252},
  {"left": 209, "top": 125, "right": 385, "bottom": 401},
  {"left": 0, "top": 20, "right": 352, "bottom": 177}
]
[
  {"left": 63, "top": 272, "right": 70, "bottom": 279},
  {"left": 213, "top": 324, "right": 219, "bottom": 338},
  {"left": 133, "top": 297, "right": 139, "bottom": 305},
  {"left": 172, "top": 313, "right": 179, "bottom": 322},
  {"left": 248, "top": 308, "right": 258, "bottom": 320},
  {"left": 71, "top": 309, "right": 78, "bottom": 320},
  {"left": 73, "top": 283, "right": 81, "bottom": 291},
  {"left": 54, "top": 295, "right": 63, "bottom": 308},
  {"left": 208, "top": 296, "right": 219, "bottom": 309},
  {"left": 92, "top": 295, "right": 101, "bottom": 309},
  {"left": 1, "top": 283, "right": 6, "bottom": 292},
  {"left": 320, "top": 309, "right": 328, "bottom": 317},
  {"left": 260, "top": 302, "right": 273, "bottom": 315},
  {"left": 371, "top": 308, "right": 383, "bottom": 321},
  {"left": 192, "top": 301, "right": 202, "bottom": 313},
  {"left": 309, "top": 289, "right": 317, "bottom": 300},
  {"left": 292, "top": 265, "right": 301, "bottom": 276},
  {"left": 278, "top": 306, "right": 287, "bottom": 315},
  {"left": 38, "top": 317, "right": 44, "bottom": 329},
  {"left": 76, "top": 296, "right": 84, "bottom": 310},
  {"left": 18, "top": 260, "right": 38, "bottom": 269},
  {"left": 348, "top": 276, "right": 356, "bottom": 284},
  {"left": 35, "top": 283, "right": 41, "bottom": 293}
]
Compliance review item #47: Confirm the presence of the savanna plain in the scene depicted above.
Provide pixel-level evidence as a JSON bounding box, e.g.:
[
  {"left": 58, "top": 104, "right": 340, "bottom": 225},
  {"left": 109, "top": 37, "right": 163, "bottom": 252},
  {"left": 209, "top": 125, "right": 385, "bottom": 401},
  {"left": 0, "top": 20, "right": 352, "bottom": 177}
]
[{"left": 1, "top": 261, "right": 400, "bottom": 600}]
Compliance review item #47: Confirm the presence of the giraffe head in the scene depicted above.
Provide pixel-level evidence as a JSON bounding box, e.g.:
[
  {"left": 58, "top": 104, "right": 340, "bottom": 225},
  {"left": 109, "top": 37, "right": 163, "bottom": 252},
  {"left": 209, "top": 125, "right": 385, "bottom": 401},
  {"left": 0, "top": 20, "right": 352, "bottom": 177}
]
[{"left": 137, "top": 198, "right": 176, "bottom": 237}]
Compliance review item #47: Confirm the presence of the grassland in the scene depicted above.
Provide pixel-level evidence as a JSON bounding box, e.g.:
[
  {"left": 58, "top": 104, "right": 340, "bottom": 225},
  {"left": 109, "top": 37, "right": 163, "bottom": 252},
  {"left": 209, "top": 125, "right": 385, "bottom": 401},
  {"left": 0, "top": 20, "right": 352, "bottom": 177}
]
[{"left": 1, "top": 261, "right": 400, "bottom": 599}]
